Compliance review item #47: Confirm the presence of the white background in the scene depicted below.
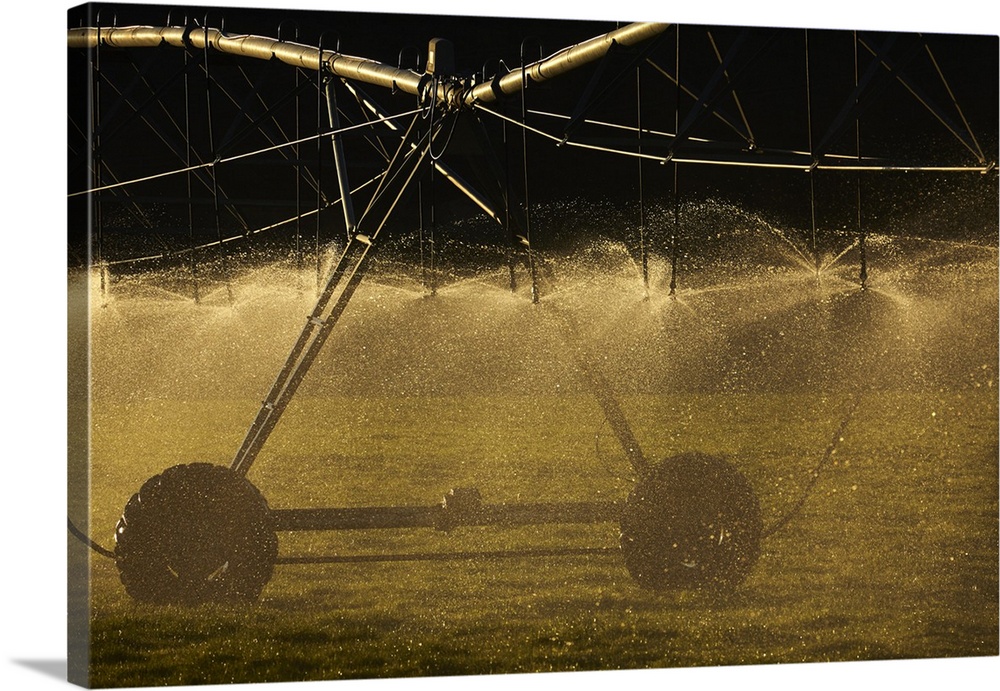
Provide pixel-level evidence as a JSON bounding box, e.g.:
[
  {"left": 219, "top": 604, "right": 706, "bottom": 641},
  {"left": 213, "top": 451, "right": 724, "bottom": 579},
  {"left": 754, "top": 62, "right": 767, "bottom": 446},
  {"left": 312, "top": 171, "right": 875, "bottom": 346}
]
[{"left": 4, "top": 0, "right": 997, "bottom": 689}]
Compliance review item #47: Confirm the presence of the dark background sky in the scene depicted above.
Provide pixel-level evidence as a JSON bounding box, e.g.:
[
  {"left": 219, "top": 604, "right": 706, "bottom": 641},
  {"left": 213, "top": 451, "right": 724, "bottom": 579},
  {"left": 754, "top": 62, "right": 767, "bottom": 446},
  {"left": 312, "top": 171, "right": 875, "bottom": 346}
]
[{"left": 67, "top": 0, "right": 998, "bottom": 266}]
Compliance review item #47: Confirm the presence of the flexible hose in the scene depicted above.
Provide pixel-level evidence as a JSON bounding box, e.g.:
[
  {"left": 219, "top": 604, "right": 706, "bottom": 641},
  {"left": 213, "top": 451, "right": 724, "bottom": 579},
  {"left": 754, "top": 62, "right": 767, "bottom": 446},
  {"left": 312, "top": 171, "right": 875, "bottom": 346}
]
[{"left": 67, "top": 518, "right": 115, "bottom": 559}]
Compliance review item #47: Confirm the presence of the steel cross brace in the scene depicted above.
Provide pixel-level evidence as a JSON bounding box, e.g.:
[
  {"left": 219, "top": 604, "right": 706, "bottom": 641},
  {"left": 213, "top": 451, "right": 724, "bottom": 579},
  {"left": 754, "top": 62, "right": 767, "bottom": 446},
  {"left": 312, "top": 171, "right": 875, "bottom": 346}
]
[
  {"left": 230, "top": 112, "right": 436, "bottom": 477},
  {"left": 561, "top": 31, "right": 671, "bottom": 140}
]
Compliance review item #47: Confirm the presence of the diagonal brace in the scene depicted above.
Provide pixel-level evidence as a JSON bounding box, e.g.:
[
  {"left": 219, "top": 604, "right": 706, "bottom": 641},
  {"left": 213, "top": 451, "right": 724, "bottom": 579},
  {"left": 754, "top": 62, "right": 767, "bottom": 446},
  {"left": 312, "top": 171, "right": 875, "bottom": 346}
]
[{"left": 231, "top": 115, "right": 432, "bottom": 477}]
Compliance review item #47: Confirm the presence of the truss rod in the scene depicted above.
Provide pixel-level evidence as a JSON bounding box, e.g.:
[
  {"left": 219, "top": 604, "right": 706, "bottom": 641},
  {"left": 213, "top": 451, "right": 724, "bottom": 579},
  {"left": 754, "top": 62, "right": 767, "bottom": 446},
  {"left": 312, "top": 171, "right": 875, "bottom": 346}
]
[
  {"left": 102, "top": 173, "right": 383, "bottom": 267},
  {"left": 231, "top": 116, "right": 432, "bottom": 477},
  {"left": 528, "top": 108, "right": 710, "bottom": 144},
  {"left": 477, "top": 105, "right": 993, "bottom": 172},
  {"left": 344, "top": 80, "right": 503, "bottom": 224},
  {"left": 93, "top": 49, "right": 198, "bottom": 151},
  {"left": 85, "top": 65, "right": 245, "bottom": 227},
  {"left": 856, "top": 36, "right": 987, "bottom": 163},
  {"left": 340, "top": 81, "right": 392, "bottom": 160},
  {"left": 475, "top": 104, "right": 668, "bottom": 163},
  {"left": 636, "top": 65, "right": 649, "bottom": 296},
  {"left": 706, "top": 30, "right": 755, "bottom": 147},
  {"left": 668, "top": 29, "right": 780, "bottom": 157},
  {"left": 923, "top": 44, "right": 986, "bottom": 163},
  {"left": 217, "top": 65, "right": 320, "bottom": 160},
  {"left": 644, "top": 57, "right": 751, "bottom": 145},
  {"left": 69, "top": 109, "right": 422, "bottom": 197}
]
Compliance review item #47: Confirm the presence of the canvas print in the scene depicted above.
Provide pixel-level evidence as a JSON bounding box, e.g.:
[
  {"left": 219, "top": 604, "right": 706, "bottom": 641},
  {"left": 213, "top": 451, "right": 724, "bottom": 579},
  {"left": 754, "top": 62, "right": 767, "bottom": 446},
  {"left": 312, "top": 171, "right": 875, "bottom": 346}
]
[{"left": 67, "top": 1, "right": 999, "bottom": 688}]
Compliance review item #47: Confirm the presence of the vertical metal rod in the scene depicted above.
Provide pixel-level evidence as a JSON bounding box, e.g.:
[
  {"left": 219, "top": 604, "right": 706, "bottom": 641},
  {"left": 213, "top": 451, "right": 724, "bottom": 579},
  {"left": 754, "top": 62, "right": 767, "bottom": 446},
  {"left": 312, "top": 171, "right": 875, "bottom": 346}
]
[
  {"left": 521, "top": 40, "right": 540, "bottom": 304},
  {"left": 291, "top": 32, "right": 302, "bottom": 271},
  {"left": 325, "top": 81, "right": 357, "bottom": 239},
  {"left": 204, "top": 19, "right": 233, "bottom": 302},
  {"left": 315, "top": 43, "right": 325, "bottom": 293},
  {"left": 854, "top": 31, "right": 868, "bottom": 290},
  {"left": 278, "top": 21, "right": 304, "bottom": 271},
  {"left": 636, "top": 65, "right": 649, "bottom": 298},
  {"left": 808, "top": 176, "right": 819, "bottom": 273},
  {"left": 503, "top": 113, "right": 517, "bottom": 293},
  {"left": 668, "top": 25, "right": 680, "bottom": 297},
  {"left": 418, "top": 180, "right": 428, "bottom": 290},
  {"left": 805, "top": 28, "right": 819, "bottom": 271},
  {"left": 93, "top": 16, "right": 105, "bottom": 301},
  {"left": 427, "top": 157, "right": 438, "bottom": 296},
  {"left": 183, "top": 21, "right": 200, "bottom": 302},
  {"left": 416, "top": 112, "right": 430, "bottom": 294}
]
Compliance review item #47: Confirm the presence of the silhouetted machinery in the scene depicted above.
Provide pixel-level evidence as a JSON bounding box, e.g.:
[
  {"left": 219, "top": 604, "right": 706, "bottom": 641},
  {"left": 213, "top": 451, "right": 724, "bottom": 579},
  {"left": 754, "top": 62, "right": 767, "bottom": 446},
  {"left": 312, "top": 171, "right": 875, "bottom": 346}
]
[
  {"left": 112, "top": 457, "right": 763, "bottom": 604},
  {"left": 71, "top": 14, "right": 989, "bottom": 605}
]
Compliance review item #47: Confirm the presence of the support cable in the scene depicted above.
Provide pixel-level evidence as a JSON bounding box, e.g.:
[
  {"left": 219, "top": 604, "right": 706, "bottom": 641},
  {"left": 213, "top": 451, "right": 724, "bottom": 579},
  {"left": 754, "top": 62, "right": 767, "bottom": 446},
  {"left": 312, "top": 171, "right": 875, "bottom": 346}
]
[
  {"left": 224, "top": 62, "right": 303, "bottom": 156},
  {"left": 644, "top": 56, "right": 753, "bottom": 147},
  {"left": 530, "top": 109, "right": 715, "bottom": 146},
  {"left": 97, "top": 52, "right": 251, "bottom": 233},
  {"left": 476, "top": 104, "right": 986, "bottom": 172},
  {"left": 636, "top": 65, "right": 649, "bottom": 298},
  {"left": 475, "top": 105, "right": 669, "bottom": 162},
  {"left": 357, "top": 114, "right": 435, "bottom": 228},
  {"left": 668, "top": 25, "right": 681, "bottom": 297},
  {"left": 92, "top": 50, "right": 195, "bottom": 153},
  {"left": 344, "top": 80, "right": 392, "bottom": 160},
  {"left": 346, "top": 81, "right": 507, "bottom": 227}
]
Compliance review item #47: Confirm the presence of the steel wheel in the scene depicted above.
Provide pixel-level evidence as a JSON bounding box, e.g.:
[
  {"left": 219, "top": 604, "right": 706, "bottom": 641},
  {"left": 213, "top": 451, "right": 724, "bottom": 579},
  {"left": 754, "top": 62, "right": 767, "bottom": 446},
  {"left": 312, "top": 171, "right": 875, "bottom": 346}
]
[
  {"left": 114, "top": 463, "right": 277, "bottom": 605},
  {"left": 620, "top": 452, "right": 762, "bottom": 591}
]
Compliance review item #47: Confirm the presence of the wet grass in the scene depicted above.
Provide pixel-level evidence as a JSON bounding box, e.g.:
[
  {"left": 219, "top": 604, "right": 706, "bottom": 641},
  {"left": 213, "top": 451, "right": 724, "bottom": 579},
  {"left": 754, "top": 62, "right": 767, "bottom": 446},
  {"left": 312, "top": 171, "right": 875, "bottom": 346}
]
[
  {"left": 75, "top": 240, "right": 998, "bottom": 686},
  {"left": 81, "top": 389, "right": 999, "bottom": 687}
]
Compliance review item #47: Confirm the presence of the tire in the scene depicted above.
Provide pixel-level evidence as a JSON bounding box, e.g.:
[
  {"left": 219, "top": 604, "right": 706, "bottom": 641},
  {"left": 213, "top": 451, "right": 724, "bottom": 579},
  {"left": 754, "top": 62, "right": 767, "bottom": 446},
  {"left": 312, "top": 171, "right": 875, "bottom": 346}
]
[
  {"left": 114, "top": 463, "right": 278, "bottom": 605},
  {"left": 620, "top": 452, "right": 762, "bottom": 591}
]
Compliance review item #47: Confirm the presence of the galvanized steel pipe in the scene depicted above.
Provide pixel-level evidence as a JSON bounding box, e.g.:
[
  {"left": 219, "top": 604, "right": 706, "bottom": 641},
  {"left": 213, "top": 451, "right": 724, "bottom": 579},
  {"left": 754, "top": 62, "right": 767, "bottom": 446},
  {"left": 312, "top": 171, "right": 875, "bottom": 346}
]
[
  {"left": 464, "top": 22, "right": 670, "bottom": 106},
  {"left": 68, "top": 22, "right": 670, "bottom": 109},
  {"left": 68, "top": 25, "right": 425, "bottom": 96}
]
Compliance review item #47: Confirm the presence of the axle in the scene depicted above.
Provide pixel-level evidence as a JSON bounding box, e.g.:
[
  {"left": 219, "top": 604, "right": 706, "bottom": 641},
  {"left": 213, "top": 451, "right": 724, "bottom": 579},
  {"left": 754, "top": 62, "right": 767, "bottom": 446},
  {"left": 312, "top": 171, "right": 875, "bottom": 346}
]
[{"left": 270, "top": 488, "right": 620, "bottom": 532}]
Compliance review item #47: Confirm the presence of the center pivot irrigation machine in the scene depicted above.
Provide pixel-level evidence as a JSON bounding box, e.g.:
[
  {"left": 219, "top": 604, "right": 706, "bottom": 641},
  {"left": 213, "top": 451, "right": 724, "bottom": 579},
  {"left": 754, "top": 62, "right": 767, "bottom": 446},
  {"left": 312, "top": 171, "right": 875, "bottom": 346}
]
[{"left": 68, "top": 7, "right": 996, "bottom": 607}]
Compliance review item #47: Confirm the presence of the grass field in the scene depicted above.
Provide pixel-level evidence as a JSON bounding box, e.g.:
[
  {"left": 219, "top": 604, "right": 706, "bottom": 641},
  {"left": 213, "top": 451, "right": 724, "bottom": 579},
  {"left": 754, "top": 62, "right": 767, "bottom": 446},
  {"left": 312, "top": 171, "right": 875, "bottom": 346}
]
[{"left": 73, "top": 233, "right": 999, "bottom": 687}]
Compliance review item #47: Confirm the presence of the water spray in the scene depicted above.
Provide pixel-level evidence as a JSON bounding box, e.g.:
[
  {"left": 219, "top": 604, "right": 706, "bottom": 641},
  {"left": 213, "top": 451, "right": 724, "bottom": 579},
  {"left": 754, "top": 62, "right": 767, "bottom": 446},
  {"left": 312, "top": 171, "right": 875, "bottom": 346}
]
[{"left": 66, "top": 15, "right": 994, "bottom": 608}]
